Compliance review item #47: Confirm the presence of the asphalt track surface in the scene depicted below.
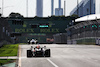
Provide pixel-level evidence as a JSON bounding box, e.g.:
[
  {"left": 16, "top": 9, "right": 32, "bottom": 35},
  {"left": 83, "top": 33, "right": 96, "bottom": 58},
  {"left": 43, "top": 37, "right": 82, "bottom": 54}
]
[{"left": 19, "top": 44, "right": 100, "bottom": 67}]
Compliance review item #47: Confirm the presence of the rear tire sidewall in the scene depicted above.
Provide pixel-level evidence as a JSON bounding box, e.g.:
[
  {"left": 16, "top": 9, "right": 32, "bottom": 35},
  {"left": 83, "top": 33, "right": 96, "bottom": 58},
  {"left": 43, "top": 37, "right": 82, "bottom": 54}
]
[
  {"left": 27, "top": 50, "right": 33, "bottom": 57},
  {"left": 45, "top": 49, "right": 50, "bottom": 57}
]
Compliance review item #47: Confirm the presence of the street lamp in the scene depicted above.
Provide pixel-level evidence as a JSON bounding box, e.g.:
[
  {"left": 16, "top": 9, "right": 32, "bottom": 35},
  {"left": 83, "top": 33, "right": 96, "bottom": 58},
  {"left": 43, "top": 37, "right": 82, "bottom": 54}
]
[
  {"left": 0, "top": 8, "right": 1, "bottom": 16},
  {"left": 26, "top": 0, "right": 28, "bottom": 17},
  {"left": 2, "top": 0, "right": 4, "bottom": 16},
  {"left": 77, "top": 0, "right": 79, "bottom": 16}
]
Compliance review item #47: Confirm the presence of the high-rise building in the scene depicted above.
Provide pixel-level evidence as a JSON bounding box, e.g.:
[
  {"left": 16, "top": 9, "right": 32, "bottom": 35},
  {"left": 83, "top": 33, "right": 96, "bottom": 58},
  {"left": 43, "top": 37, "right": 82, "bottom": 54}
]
[
  {"left": 59, "top": 0, "right": 61, "bottom": 8},
  {"left": 55, "top": 8, "right": 63, "bottom": 16},
  {"left": 51, "top": 0, "right": 54, "bottom": 16},
  {"left": 55, "top": 0, "right": 63, "bottom": 16},
  {"left": 70, "top": 0, "right": 95, "bottom": 17},
  {"left": 36, "top": 0, "right": 43, "bottom": 17}
]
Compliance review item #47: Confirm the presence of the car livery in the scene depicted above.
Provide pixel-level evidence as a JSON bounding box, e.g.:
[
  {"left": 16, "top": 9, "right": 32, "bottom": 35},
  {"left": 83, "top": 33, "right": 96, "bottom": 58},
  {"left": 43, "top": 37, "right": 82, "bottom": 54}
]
[
  {"left": 27, "top": 45, "right": 50, "bottom": 57},
  {"left": 27, "top": 39, "right": 38, "bottom": 44}
]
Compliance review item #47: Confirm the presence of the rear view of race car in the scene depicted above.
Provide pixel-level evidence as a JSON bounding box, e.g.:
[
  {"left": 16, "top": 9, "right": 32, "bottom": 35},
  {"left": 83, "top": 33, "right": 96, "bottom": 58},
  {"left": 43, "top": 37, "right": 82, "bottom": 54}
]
[
  {"left": 27, "top": 39, "right": 38, "bottom": 44},
  {"left": 27, "top": 45, "right": 50, "bottom": 57}
]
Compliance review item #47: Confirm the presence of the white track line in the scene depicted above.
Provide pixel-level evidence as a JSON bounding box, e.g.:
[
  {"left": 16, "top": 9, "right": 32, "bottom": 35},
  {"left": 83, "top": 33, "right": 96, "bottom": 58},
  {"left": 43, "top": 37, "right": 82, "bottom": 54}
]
[
  {"left": 19, "top": 45, "right": 21, "bottom": 67},
  {"left": 47, "top": 59, "right": 59, "bottom": 67}
]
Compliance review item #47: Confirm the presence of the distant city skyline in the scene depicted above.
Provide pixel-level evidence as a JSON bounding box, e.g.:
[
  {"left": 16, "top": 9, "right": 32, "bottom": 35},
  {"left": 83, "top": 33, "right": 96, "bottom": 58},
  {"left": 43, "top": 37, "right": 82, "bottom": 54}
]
[
  {"left": 0, "top": 0, "right": 82, "bottom": 17},
  {"left": 36, "top": 0, "right": 43, "bottom": 17}
]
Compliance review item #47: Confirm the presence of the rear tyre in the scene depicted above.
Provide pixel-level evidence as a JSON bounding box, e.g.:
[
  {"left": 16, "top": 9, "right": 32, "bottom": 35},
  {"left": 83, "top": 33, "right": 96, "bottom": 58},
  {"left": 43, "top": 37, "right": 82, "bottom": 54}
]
[
  {"left": 45, "top": 49, "right": 50, "bottom": 57},
  {"left": 27, "top": 50, "right": 33, "bottom": 57}
]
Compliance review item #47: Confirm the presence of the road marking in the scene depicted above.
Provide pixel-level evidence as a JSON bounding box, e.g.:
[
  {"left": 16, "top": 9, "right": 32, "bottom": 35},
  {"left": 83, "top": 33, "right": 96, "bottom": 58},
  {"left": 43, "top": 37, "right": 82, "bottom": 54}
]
[
  {"left": 47, "top": 59, "right": 59, "bottom": 67},
  {"left": 19, "top": 45, "right": 21, "bottom": 67}
]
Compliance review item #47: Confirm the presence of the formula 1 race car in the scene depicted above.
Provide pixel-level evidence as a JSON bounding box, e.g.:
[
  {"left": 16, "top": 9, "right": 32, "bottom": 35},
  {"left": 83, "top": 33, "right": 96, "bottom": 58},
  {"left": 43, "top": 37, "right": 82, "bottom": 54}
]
[
  {"left": 27, "top": 39, "right": 38, "bottom": 44},
  {"left": 27, "top": 45, "right": 50, "bottom": 57}
]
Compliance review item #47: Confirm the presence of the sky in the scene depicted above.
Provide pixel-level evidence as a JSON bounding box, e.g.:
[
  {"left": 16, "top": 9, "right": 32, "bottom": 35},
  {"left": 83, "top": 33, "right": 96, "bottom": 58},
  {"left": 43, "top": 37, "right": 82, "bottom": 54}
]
[{"left": 0, "top": 0, "right": 82, "bottom": 17}]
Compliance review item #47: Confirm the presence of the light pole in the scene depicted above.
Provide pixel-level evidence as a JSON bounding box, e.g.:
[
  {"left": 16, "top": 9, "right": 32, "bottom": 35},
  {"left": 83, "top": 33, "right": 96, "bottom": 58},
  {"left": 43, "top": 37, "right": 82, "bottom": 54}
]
[
  {"left": 26, "top": 0, "right": 28, "bottom": 17},
  {"left": 0, "top": 7, "right": 1, "bottom": 13},
  {"left": 90, "top": 0, "right": 91, "bottom": 14},
  {"left": 2, "top": 0, "right": 4, "bottom": 16},
  {"left": 64, "top": 0, "right": 66, "bottom": 16},
  {"left": 77, "top": 0, "right": 79, "bottom": 16},
  {"left": 0, "top": 8, "right": 1, "bottom": 16}
]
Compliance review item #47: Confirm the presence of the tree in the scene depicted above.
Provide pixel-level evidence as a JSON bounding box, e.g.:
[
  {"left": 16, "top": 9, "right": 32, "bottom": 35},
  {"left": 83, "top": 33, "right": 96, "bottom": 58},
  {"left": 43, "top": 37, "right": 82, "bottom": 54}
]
[
  {"left": 71, "top": 14, "right": 79, "bottom": 18},
  {"left": 9, "top": 12, "right": 23, "bottom": 18}
]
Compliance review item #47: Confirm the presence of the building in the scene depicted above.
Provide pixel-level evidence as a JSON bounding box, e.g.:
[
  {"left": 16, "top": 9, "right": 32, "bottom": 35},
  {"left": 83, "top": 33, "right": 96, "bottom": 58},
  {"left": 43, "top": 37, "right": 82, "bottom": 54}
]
[
  {"left": 70, "top": 0, "right": 95, "bottom": 17},
  {"left": 95, "top": 0, "right": 100, "bottom": 14},
  {"left": 59, "top": 0, "right": 61, "bottom": 8},
  {"left": 55, "top": 0, "right": 63, "bottom": 16},
  {"left": 51, "top": 0, "right": 54, "bottom": 15},
  {"left": 36, "top": 0, "right": 43, "bottom": 17},
  {"left": 55, "top": 8, "right": 63, "bottom": 16}
]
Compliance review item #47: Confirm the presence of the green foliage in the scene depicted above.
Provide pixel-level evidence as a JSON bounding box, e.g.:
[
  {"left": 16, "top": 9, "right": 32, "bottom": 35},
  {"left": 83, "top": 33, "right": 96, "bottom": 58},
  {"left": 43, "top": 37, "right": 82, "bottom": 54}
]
[
  {"left": 71, "top": 14, "right": 79, "bottom": 18},
  {"left": 0, "top": 59, "right": 15, "bottom": 66},
  {"left": 33, "top": 15, "right": 76, "bottom": 20},
  {"left": 0, "top": 44, "right": 19, "bottom": 57},
  {"left": 9, "top": 12, "right": 23, "bottom": 18}
]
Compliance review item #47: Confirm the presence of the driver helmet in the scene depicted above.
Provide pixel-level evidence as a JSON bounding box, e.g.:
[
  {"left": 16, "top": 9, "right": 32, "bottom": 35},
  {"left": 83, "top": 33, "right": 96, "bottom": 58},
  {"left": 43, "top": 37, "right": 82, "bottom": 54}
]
[{"left": 36, "top": 45, "right": 40, "bottom": 49}]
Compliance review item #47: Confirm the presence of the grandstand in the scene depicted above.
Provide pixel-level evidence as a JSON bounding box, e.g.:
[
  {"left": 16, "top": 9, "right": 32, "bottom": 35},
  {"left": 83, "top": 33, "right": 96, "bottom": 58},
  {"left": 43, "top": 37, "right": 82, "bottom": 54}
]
[{"left": 66, "top": 14, "right": 100, "bottom": 45}]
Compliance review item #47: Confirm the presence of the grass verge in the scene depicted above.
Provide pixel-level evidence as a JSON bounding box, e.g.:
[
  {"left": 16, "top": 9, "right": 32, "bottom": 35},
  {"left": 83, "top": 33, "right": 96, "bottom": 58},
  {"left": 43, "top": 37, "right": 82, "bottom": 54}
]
[
  {"left": 0, "top": 44, "right": 19, "bottom": 57},
  {"left": 0, "top": 59, "right": 16, "bottom": 66}
]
